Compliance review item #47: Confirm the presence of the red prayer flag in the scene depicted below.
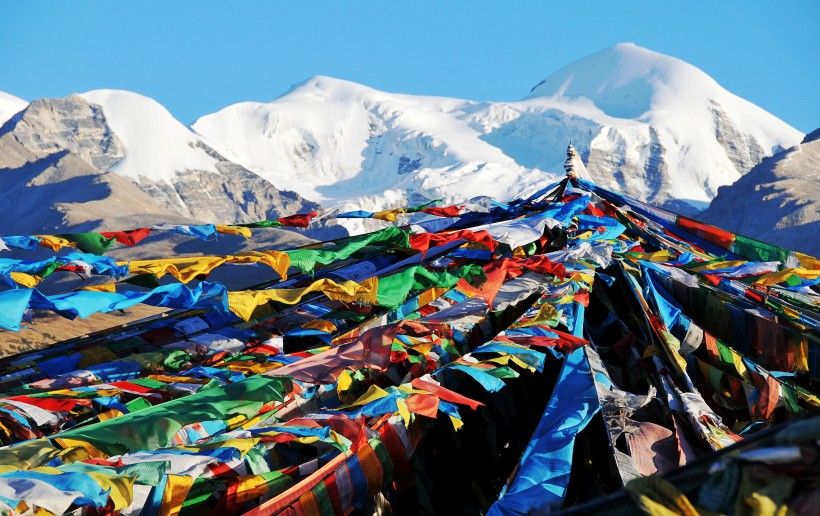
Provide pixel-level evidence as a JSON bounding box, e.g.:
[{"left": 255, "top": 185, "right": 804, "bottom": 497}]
[
  {"left": 478, "top": 265, "right": 507, "bottom": 307},
  {"left": 509, "top": 255, "right": 567, "bottom": 279},
  {"left": 55, "top": 265, "right": 87, "bottom": 273},
  {"left": 573, "top": 289, "right": 590, "bottom": 307},
  {"left": 378, "top": 423, "right": 412, "bottom": 480},
  {"left": 421, "top": 205, "right": 462, "bottom": 218},
  {"left": 405, "top": 394, "right": 440, "bottom": 418},
  {"left": 7, "top": 395, "right": 91, "bottom": 413},
  {"left": 409, "top": 229, "right": 498, "bottom": 253},
  {"left": 585, "top": 202, "right": 605, "bottom": 217},
  {"left": 676, "top": 217, "right": 736, "bottom": 250},
  {"left": 100, "top": 228, "right": 153, "bottom": 246},
  {"left": 410, "top": 378, "right": 484, "bottom": 410},
  {"left": 749, "top": 368, "right": 780, "bottom": 420},
  {"left": 278, "top": 211, "right": 318, "bottom": 228},
  {"left": 499, "top": 328, "right": 589, "bottom": 353}
]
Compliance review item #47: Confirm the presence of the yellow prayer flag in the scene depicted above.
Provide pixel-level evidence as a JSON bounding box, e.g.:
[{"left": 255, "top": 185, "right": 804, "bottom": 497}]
[
  {"left": 159, "top": 474, "right": 194, "bottom": 516},
  {"left": 122, "top": 251, "right": 291, "bottom": 284},
  {"left": 753, "top": 268, "right": 820, "bottom": 287},
  {"left": 224, "top": 361, "right": 282, "bottom": 375},
  {"left": 300, "top": 319, "right": 337, "bottom": 333},
  {"left": 36, "top": 235, "right": 75, "bottom": 252},
  {"left": 337, "top": 370, "right": 356, "bottom": 404},
  {"left": 338, "top": 384, "right": 389, "bottom": 409},
  {"left": 87, "top": 472, "right": 135, "bottom": 510},
  {"left": 181, "top": 437, "right": 259, "bottom": 456},
  {"left": 97, "top": 409, "right": 124, "bottom": 422},
  {"left": 81, "top": 283, "right": 117, "bottom": 292},
  {"left": 227, "top": 475, "right": 270, "bottom": 508},
  {"left": 396, "top": 398, "right": 412, "bottom": 426},
  {"left": 731, "top": 352, "right": 752, "bottom": 383},
  {"left": 795, "top": 252, "right": 820, "bottom": 271},
  {"left": 449, "top": 415, "right": 464, "bottom": 431},
  {"left": 124, "top": 256, "right": 227, "bottom": 283},
  {"left": 227, "top": 277, "right": 378, "bottom": 321},
  {"left": 796, "top": 337, "right": 810, "bottom": 373},
  {"left": 512, "top": 302, "right": 560, "bottom": 328},
  {"left": 9, "top": 272, "right": 41, "bottom": 288},
  {"left": 215, "top": 225, "right": 252, "bottom": 238},
  {"left": 232, "top": 251, "right": 290, "bottom": 280},
  {"left": 627, "top": 249, "right": 673, "bottom": 262},
  {"left": 372, "top": 208, "right": 404, "bottom": 222},
  {"left": 52, "top": 438, "right": 107, "bottom": 459},
  {"left": 689, "top": 260, "right": 746, "bottom": 272}
]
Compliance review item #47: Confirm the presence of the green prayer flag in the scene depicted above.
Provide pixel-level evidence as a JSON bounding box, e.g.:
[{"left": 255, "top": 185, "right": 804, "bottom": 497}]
[
  {"left": 286, "top": 227, "right": 411, "bottom": 274},
  {"left": 163, "top": 350, "right": 192, "bottom": 371},
  {"left": 484, "top": 365, "right": 519, "bottom": 379},
  {"left": 369, "top": 437, "right": 394, "bottom": 481},
  {"left": 261, "top": 471, "right": 294, "bottom": 502},
  {"left": 780, "top": 383, "right": 801, "bottom": 415},
  {"left": 312, "top": 478, "right": 336, "bottom": 515},
  {"left": 731, "top": 234, "right": 791, "bottom": 263},
  {"left": 376, "top": 264, "right": 484, "bottom": 308},
  {"left": 404, "top": 199, "right": 441, "bottom": 213},
  {"left": 180, "top": 478, "right": 220, "bottom": 514},
  {"left": 123, "top": 273, "right": 161, "bottom": 289},
  {"left": 125, "top": 397, "right": 151, "bottom": 413},
  {"left": 58, "top": 376, "right": 292, "bottom": 455},
  {"left": 716, "top": 340, "right": 737, "bottom": 368},
  {"left": 236, "top": 220, "right": 284, "bottom": 228},
  {"left": 35, "top": 261, "right": 61, "bottom": 279},
  {"left": 58, "top": 233, "right": 115, "bottom": 255}
]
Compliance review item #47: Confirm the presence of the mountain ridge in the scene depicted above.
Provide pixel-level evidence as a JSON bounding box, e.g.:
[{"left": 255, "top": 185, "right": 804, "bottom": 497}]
[
  {"left": 0, "top": 43, "right": 808, "bottom": 239},
  {"left": 192, "top": 44, "right": 802, "bottom": 221},
  {"left": 698, "top": 127, "right": 820, "bottom": 256},
  {"left": 0, "top": 94, "right": 321, "bottom": 238},
  {"left": 0, "top": 91, "right": 26, "bottom": 126}
]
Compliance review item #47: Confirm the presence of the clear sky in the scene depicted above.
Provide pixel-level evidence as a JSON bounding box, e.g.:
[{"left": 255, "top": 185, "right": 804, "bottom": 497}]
[{"left": 2, "top": 1, "right": 818, "bottom": 132}]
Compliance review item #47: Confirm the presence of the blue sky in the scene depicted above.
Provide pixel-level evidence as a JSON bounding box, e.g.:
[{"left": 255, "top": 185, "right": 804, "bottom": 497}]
[{"left": 2, "top": 1, "right": 818, "bottom": 131}]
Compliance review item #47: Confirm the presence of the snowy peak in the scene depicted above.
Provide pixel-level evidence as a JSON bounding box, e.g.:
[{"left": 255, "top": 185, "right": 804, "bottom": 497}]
[
  {"left": 516, "top": 43, "right": 803, "bottom": 208},
  {"left": 73, "top": 89, "right": 317, "bottom": 224},
  {"left": 278, "top": 75, "right": 383, "bottom": 102},
  {"left": 0, "top": 91, "right": 28, "bottom": 126},
  {"left": 525, "top": 43, "right": 801, "bottom": 146},
  {"left": 2, "top": 44, "right": 808, "bottom": 236},
  {"left": 0, "top": 90, "right": 318, "bottom": 230},
  {"left": 80, "top": 89, "right": 220, "bottom": 182},
  {"left": 192, "top": 76, "right": 525, "bottom": 211},
  {"left": 193, "top": 44, "right": 804, "bottom": 221},
  {"left": 278, "top": 75, "right": 465, "bottom": 107},
  {"left": 527, "top": 43, "right": 721, "bottom": 118}
]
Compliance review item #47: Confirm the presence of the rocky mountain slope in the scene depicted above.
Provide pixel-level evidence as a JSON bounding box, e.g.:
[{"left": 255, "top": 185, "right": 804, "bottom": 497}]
[
  {"left": 0, "top": 91, "right": 26, "bottom": 126},
  {"left": 698, "top": 129, "right": 820, "bottom": 257},
  {"left": 0, "top": 93, "right": 319, "bottom": 236},
  {"left": 0, "top": 43, "right": 806, "bottom": 241}
]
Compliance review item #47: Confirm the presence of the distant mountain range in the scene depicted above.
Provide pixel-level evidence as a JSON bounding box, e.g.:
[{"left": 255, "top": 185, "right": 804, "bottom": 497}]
[
  {"left": 0, "top": 43, "right": 811, "bottom": 246},
  {"left": 699, "top": 129, "right": 820, "bottom": 256}
]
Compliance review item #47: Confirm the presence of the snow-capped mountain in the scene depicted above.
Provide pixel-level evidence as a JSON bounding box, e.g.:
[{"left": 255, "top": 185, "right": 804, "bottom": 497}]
[
  {"left": 0, "top": 43, "right": 807, "bottom": 240},
  {"left": 0, "top": 92, "right": 318, "bottom": 234},
  {"left": 192, "top": 77, "right": 545, "bottom": 216},
  {"left": 193, "top": 43, "right": 803, "bottom": 217},
  {"left": 698, "top": 129, "right": 820, "bottom": 257},
  {"left": 525, "top": 44, "right": 801, "bottom": 210},
  {"left": 79, "top": 90, "right": 222, "bottom": 183},
  {"left": 0, "top": 91, "right": 27, "bottom": 126}
]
